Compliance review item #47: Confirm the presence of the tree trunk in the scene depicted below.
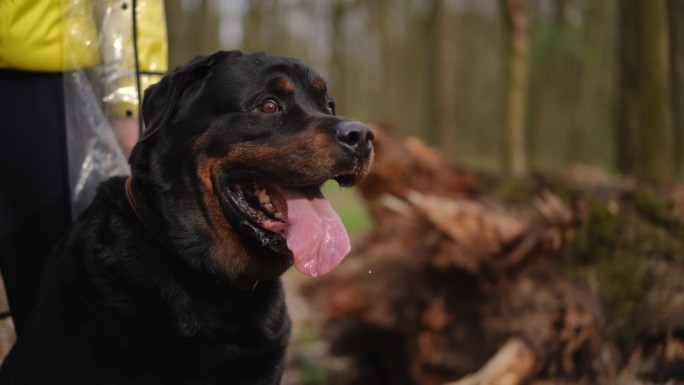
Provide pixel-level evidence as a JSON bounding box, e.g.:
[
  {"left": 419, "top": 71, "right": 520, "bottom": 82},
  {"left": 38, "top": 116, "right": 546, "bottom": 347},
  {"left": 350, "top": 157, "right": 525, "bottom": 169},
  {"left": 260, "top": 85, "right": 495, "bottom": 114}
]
[
  {"left": 329, "top": 2, "right": 347, "bottom": 115},
  {"left": 197, "top": 0, "right": 220, "bottom": 55},
  {"left": 242, "top": 0, "right": 264, "bottom": 53},
  {"left": 369, "top": 0, "right": 393, "bottom": 125},
  {"left": 636, "top": 0, "right": 673, "bottom": 178},
  {"left": 163, "top": 0, "right": 220, "bottom": 68},
  {"left": 669, "top": 0, "right": 684, "bottom": 175},
  {"left": 432, "top": 0, "right": 457, "bottom": 154},
  {"left": 163, "top": 0, "right": 185, "bottom": 68},
  {"left": 617, "top": 0, "right": 673, "bottom": 178},
  {"left": 501, "top": 0, "right": 530, "bottom": 176}
]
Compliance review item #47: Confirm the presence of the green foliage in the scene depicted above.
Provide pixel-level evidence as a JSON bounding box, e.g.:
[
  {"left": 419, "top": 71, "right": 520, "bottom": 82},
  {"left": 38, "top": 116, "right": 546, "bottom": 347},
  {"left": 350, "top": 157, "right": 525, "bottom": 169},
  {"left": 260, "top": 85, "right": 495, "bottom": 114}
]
[
  {"left": 530, "top": 20, "right": 586, "bottom": 67},
  {"left": 294, "top": 325, "right": 329, "bottom": 385},
  {"left": 322, "top": 182, "right": 373, "bottom": 238},
  {"left": 300, "top": 363, "right": 328, "bottom": 385}
]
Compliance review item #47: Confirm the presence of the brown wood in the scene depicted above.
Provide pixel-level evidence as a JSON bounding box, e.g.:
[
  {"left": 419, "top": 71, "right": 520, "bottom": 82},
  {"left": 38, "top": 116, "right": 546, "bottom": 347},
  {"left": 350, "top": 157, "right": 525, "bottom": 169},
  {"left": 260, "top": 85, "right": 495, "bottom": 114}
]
[{"left": 301, "top": 126, "right": 684, "bottom": 385}]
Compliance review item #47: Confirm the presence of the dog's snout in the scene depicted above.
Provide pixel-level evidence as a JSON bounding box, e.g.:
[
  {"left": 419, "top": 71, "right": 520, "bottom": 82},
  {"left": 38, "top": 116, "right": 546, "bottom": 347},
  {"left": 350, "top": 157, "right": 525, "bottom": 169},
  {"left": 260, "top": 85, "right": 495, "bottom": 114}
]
[{"left": 335, "top": 121, "right": 374, "bottom": 155}]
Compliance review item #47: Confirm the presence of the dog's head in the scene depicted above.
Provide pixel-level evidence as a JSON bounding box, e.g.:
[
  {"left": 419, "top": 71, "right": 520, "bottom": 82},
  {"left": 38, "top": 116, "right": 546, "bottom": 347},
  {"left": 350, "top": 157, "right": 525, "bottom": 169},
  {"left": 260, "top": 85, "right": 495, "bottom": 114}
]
[{"left": 129, "top": 51, "right": 373, "bottom": 285}]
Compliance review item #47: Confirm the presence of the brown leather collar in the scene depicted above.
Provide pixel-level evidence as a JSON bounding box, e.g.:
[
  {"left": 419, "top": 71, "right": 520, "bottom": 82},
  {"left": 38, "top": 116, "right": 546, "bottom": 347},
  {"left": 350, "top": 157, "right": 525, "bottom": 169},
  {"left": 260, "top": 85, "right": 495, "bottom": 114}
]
[{"left": 125, "top": 176, "right": 172, "bottom": 249}]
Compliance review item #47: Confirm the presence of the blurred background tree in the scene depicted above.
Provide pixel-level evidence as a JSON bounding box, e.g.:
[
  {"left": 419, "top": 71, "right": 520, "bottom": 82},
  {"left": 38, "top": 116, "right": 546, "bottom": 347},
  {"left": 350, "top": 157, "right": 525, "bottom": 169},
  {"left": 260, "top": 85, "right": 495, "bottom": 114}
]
[
  {"left": 616, "top": 0, "right": 673, "bottom": 178},
  {"left": 162, "top": 0, "right": 682, "bottom": 178}
]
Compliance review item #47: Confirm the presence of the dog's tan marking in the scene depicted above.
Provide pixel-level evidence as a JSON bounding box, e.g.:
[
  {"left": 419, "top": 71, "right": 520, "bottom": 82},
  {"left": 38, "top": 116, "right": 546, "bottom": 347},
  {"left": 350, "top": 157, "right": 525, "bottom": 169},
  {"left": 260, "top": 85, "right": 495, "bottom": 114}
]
[
  {"left": 275, "top": 77, "right": 294, "bottom": 94},
  {"left": 225, "top": 130, "right": 339, "bottom": 182},
  {"left": 195, "top": 154, "right": 250, "bottom": 275},
  {"left": 313, "top": 77, "right": 327, "bottom": 93}
]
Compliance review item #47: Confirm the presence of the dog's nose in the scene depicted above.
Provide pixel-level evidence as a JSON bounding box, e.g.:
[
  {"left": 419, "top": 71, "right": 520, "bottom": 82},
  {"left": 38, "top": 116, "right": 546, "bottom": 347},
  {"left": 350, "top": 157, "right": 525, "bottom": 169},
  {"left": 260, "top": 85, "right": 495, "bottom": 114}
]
[{"left": 335, "top": 121, "right": 374, "bottom": 155}]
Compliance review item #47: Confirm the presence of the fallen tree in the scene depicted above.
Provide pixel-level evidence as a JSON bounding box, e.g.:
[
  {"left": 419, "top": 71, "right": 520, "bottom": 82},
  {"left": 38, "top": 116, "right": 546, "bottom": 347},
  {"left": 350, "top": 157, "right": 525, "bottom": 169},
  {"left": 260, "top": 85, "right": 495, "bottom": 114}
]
[{"left": 300, "top": 125, "right": 684, "bottom": 385}]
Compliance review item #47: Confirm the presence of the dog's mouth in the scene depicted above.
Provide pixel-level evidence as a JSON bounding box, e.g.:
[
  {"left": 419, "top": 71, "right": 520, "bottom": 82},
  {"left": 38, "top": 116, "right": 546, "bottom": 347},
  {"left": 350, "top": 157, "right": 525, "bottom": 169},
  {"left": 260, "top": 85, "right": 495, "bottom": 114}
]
[{"left": 222, "top": 178, "right": 352, "bottom": 277}]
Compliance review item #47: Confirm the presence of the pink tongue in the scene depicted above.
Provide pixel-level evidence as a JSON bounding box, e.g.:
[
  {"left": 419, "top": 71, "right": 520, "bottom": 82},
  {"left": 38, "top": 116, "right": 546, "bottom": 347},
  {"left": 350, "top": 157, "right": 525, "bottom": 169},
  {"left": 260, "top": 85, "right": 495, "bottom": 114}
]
[{"left": 278, "top": 187, "right": 351, "bottom": 277}]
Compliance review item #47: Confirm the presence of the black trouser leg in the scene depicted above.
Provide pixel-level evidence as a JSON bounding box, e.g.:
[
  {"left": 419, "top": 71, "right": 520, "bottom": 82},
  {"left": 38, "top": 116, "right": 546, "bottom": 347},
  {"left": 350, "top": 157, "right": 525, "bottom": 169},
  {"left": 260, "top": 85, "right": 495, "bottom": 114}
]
[{"left": 0, "top": 70, "right": 72, "bottom": 334}]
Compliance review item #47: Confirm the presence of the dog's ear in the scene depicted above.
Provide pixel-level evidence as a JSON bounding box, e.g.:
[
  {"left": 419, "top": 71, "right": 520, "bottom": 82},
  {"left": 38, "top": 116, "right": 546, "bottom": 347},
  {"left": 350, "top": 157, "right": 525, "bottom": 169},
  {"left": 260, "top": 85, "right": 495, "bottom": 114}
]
[{"left": 138, "top": 50, "right": 242, "bottom": 142}]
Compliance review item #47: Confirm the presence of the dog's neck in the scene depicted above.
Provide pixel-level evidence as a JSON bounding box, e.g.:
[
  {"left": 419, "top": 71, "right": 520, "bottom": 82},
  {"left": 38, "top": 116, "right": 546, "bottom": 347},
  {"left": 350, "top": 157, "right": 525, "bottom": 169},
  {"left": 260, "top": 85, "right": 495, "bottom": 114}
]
[
  {"left": 125, "top": 176, "right": 173, "bottom": 249},
  {"left": 125, "top": 176, "right": 260, "bottom": 291}
]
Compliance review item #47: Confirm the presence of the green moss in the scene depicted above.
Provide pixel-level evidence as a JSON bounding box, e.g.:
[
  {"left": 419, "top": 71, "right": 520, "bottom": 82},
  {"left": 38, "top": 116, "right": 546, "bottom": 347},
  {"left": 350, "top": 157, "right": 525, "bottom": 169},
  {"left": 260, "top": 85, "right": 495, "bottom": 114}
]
[
  {"left": 566, "top": 186, "right": 684, "bottom": 349},
  {"left": 628, "top": 187, "right": 684, "bottom": 241},
  {"left": 571, "top": 197, "right": 618, "bottom": 264},
  {"left": 487, "top": 176, "right": 539, "bottom": 204}
]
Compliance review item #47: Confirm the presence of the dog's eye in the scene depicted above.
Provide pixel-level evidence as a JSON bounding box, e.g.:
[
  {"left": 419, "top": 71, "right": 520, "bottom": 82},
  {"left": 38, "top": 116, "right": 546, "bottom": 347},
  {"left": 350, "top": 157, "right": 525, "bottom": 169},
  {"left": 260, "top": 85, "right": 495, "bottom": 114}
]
[
  {"left": 259, "top": 100, "right": 280, "bottom": 114},
  {"left": 326, "top": 101, "right": 336, "bottom": 115}
]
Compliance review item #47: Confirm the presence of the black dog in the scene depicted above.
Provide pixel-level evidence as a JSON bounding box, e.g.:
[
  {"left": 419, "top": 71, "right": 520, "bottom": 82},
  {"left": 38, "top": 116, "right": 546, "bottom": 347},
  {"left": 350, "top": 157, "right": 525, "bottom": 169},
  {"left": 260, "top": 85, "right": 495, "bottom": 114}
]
[{"left": 0, "top": 51, "right": 373, "bottom": 384}]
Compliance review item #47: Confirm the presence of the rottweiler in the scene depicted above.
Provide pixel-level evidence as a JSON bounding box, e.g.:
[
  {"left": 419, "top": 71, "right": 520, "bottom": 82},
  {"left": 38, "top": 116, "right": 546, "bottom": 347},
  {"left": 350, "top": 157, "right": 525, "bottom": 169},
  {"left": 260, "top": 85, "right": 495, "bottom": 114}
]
[{"left": 0, "top": 51, "right": 374, "bottom": 384}]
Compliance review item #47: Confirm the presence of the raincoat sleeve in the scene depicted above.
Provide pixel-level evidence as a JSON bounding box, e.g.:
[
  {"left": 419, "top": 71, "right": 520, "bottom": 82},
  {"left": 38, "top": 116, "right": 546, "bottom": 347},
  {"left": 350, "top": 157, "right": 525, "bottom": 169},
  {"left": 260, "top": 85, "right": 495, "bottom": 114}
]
[
  {"left": 62, "top": 0, "right": 168, "bottom": 216},
  {"left": 99, "top": 0, "right": 168, "bottom": 118}
]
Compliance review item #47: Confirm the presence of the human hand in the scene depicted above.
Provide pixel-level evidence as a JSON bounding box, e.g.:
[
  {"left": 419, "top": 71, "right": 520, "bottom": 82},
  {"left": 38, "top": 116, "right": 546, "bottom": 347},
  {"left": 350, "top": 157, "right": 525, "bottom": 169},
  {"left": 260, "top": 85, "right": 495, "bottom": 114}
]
[{"left": 110, "top": 117, "right": 140, "bottom": 157}]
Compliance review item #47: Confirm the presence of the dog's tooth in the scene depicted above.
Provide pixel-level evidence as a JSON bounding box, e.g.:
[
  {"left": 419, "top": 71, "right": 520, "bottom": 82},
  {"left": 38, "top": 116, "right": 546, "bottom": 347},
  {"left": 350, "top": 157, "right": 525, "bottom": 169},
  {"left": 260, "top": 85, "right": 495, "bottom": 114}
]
[
  {"left": 264, "top": 202, "right": 275, "bottom": 212},
  {"left": 274, "top": 212, "right": 285, "bottom": 222},
  {"left": 253, "top": 182, "right": 265, "bottom": 197},
  {"left": 256, "top": 187, "right": 270, "bottom": 204}
]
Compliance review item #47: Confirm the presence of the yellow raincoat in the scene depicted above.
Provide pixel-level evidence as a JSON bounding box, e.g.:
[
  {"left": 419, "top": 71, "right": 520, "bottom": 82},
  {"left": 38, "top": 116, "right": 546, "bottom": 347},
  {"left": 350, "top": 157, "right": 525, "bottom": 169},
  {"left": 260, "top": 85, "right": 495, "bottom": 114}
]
[{"left": 0, "top": 0, "right": 168, "bottom": 117}]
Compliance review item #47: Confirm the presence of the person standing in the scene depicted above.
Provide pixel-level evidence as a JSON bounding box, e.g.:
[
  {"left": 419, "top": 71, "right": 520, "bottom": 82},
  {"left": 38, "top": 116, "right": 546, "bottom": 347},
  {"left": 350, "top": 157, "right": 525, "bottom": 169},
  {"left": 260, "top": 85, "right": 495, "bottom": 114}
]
[{"left": 0, "top": 0, "right": 168, "bottom": 333}]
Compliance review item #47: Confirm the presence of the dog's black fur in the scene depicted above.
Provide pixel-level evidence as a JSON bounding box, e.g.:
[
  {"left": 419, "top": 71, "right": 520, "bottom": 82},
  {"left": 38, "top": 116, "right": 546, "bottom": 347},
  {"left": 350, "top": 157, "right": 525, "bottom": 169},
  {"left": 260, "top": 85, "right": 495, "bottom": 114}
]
[{"left": 0, "top": 51, "right": 373, "bottom": 384}]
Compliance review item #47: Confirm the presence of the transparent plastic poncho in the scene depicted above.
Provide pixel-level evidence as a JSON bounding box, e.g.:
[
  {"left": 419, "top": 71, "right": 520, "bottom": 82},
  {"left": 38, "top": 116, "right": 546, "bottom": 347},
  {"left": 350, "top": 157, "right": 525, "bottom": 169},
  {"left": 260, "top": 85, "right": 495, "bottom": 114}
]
[{"left": 62, "top": 0, "right": 167, "bottom": 216}]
